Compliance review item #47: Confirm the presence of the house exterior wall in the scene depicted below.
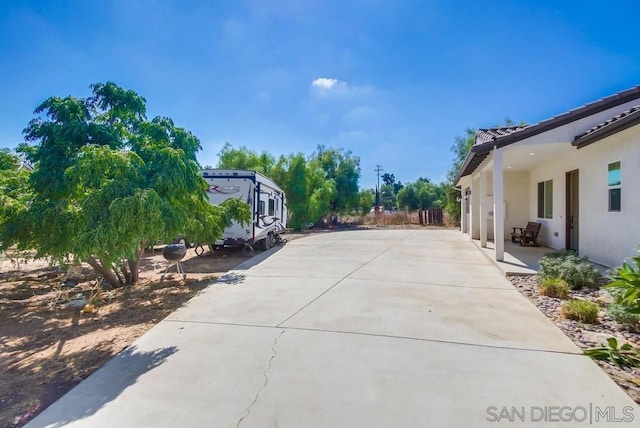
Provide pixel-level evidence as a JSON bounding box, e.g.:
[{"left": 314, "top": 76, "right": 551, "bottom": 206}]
[
  {"left": 526, "top": 125, "right": 640, "bottom": 267},
  {"left": 576, "top": 126, "right": 640, "bottom": 268},
  {"left": 528, "top": 157, "right": 575, "bottom": 250},
  {"left": 458, "top": 97, "right": 640, "bottom": 265},
  {"left": 461, "top": 170, "right": 530, "bottom": 241},
  {"left": 504, "top": 171, "right": 530, "bottom": 237}
]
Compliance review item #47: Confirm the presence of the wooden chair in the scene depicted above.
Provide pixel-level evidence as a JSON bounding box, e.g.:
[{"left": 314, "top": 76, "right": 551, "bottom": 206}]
[{"left": 511, "top": 222, "right": 542, "bottom": 246}]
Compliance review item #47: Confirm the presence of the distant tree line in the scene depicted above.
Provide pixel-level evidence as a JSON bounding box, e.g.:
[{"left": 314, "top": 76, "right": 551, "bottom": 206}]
[
  {"left": 216, "top": 143, "right": 362, "bottom": 229},
  {"left": 376, "top": 173, "right": 446, "bottom": 212}
]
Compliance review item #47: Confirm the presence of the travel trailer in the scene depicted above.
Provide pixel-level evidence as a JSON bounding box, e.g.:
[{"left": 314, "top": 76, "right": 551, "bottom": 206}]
[{"left": 201, "top": 169, "right": 287, "bottom": 250}]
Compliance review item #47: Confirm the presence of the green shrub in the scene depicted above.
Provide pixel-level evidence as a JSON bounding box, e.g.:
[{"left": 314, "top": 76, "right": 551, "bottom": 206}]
[
  {"left": 539, "top": 253, "right": 600, "bottom": 289},
  {"left": 607, "top": 303, "right": 640, "bottom": 330},
  {"left": 561, "top": 299, "right": 599, "bottom": 323},
  {"left": 606, "top": 249, "right": 640, "bottom": 313},
  {"left": 538, "top": 278, "right": 570, "bottom": 299},
  {"left": 584, "top": 337, "right": 640, "bottom": 368}
]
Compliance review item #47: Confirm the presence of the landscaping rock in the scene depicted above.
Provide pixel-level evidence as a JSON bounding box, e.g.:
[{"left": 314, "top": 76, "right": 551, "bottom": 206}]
[{"left": 509, "top": 274, "right": 640, "bottom": 404}]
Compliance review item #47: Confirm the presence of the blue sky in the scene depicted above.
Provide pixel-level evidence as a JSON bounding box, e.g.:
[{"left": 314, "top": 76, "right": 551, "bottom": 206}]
[{"left": 1, "top": 1, "right": 639, "bottom": 188}]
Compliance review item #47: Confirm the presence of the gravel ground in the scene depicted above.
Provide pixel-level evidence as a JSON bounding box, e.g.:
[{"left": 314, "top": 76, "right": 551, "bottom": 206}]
[{"left": 509, "top": 275, "right": 640, "bottom": 404}]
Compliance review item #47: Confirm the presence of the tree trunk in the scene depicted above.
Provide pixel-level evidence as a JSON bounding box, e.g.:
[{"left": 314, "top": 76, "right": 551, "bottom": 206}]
[
  {"left": 128, "top": 247, "right": 144, "bottom": 284},
  {"left": 120, "top": 261, "right": 132, "bottom": 284},
  {"left": 129, "top": 246, "right": 144, "bottom": 284},
  {"left": 87, "top": 256, "right": 122, "bottom": 288}
]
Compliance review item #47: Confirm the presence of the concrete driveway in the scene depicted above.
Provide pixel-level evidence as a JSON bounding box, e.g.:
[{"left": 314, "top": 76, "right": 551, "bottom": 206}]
[{"left": 28, "top": 230, "right": 638, "bottom": 427}]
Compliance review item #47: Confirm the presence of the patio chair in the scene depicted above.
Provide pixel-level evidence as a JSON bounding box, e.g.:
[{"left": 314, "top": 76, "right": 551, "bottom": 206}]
[{"left": 511, "top": 222, "right": 542, "bottom": 246}]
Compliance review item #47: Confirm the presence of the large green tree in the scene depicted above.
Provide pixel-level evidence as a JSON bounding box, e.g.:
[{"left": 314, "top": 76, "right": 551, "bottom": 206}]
[
  {"left": 358, "top": 189, "right": 375, "bottom": 213},
  {"left": 218, "top": 144, "right": 359, "bottom": 229},
  {"left": 0, "top": 150, "right": 32, "bottom": 240},
  {"left": 396, "top": 179, "right": 444, "bottom": 211},
  {"left": 443, "top": 128, "right": 476, "bottom": 222},
  {"left": 2, "top": 82, "right": 250, "bottom": 287},
  {"left": 309, "top": 145, "right": 360, "bottom": 213},
  {"left": 216, "top": 142, "right": 275, "bottom": 174}
]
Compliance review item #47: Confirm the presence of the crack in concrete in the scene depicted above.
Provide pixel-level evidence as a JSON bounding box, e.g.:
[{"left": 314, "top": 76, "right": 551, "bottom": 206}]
[{"left": 236, "top": 329, "right": 286, "bottom": 428}]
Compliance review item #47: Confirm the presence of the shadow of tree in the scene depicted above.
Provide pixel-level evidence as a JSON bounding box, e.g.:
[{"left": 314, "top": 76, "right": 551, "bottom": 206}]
[
  {"left": 0, "top": 239, "right": 286, "bottom": 426},
  {"left": 24, "top": 345, "right": 177, "bottom": 427},
  {"left": 214, "top": 272, "right": 247, "bottom": 285}
]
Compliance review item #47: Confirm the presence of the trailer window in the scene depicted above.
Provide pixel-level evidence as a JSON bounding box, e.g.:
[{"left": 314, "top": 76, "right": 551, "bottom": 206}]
[
  {"left": 259, "top": 200, "right": 265, "bottom": 215},
  {"left": 268, "top": 199, "right": 275, "bottom": 216}
]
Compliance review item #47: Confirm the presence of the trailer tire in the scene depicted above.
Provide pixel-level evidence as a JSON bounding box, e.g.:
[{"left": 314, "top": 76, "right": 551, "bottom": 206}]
[{"left": 261, "top": 233, "right": 274, "bottom": 250}]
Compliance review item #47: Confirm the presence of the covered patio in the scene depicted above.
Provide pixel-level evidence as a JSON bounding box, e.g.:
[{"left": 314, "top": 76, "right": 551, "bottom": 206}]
[
  {"left": 472, "top": 239, "right": 610, "bottom": 277},
  {"left": 472, "top": 239, "right": 551, "bottom": 275}
]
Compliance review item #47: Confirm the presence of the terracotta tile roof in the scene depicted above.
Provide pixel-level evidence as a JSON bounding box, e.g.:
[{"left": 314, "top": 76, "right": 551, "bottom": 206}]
[
  {"left": 475, "top": 126, "right": 530, "bottom": 145},
  {"left": 572, "top": 105, "right": 640, "bottom": 148},
  {"left": 454, "top": 84, "right": 640, "bottom": 185}
]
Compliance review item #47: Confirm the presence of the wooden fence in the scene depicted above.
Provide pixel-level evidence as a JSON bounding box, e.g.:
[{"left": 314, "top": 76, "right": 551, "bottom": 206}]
[{"left": 418, "top": 208, "right": 444, "bottom": 225}]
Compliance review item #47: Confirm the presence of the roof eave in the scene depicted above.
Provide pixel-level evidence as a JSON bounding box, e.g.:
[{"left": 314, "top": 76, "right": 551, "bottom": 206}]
[
  {"left": 573, "top": 111, "right": 640, "bottom": 149},
  {"left": 453, "top": 85, "right": 640, "bottom": 181}
]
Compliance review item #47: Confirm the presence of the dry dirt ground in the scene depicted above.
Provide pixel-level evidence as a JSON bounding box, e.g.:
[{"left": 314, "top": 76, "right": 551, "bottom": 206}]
[{"left": 0, "top": 243, "right": 264, "bottom": 428}]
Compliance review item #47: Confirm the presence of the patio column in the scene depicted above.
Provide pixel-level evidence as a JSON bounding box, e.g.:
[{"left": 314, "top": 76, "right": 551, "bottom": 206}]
[
  {"left": 460, "top": 189, "right": 464, "bottom": 233},
  {"left": 470, "top": 174, "right": 480, "bottom": 239},
  {"left": 479, "top": 170, "right": 487, "bottom": 247},
  {"left": 492, "top": 146, "right": 504, "bottom": 261}
]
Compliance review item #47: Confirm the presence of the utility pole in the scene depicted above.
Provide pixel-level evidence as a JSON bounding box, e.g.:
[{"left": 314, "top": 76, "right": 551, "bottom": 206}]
[{"left": 374, "top": 165, "right": 383, "bottom": 209}]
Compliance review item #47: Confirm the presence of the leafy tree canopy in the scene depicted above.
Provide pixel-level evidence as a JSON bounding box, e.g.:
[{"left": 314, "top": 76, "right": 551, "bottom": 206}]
[
  {"left": 381, "top": 173, "right": 395, "bottom": 187},
  {"left": 396, "top": 179, "right": 444, "bottom": 210},
  {"left": 2, "top": 82, "right": 250, "bottom": 287},
  {"left": 358, "top": 189, "right": 375, "bottom": 213},
  {"left": 217, "top": 144, "right": 361, "bottom": 229},
  {"left": 309, "top": 145, "right": 360, "bottom": 213},
  {"left": 0, "top": 150, "right": 32, "bottom": 237},
  {"left": 217, "top": 142, "right": 275, "bottom": 174}
]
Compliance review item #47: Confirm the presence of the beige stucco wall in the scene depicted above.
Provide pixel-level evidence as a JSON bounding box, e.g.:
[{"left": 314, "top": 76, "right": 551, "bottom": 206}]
[
  {"left": 528, "top": 155, "right": 575, "bottom": 250},
  {"left": 503, "top": 171, "right": 530, "bottom": 237},
  {"left": 461, "top": 170, "right": 530, "bottom": 242},
  {"left": 576, "top": 126, "right": 640, "bottom": 267},
  {"left": 527, "top": 124, "right": 640, "bottom": 267}
]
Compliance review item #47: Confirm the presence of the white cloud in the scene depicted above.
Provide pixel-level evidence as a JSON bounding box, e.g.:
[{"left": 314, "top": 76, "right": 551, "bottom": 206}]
[
  {"left": 311, "top": 77, "right": 349, "bottom": 96},
  {"left": 312, "top": 78, "right": 340, "bottom": 89},
  {"left": 311, "top": 78, "right": 376, "bottom": 100}
]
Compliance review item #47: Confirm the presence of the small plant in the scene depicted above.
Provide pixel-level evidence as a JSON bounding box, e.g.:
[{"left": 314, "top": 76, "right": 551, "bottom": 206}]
[
  {"left": 584, "top": 337, "right": 640, "bottom": 368},
  {"left": 606, "top": 249, "right": 640, "bottom": 313},
  {"left": 539, "top": 253, "right": 600, "bottom": 289},
  {"left": 538, "top": 278, "right": 570, "bottom": 299},
  {"left": 607, "top": 303, "right": 640, "bottom": 331},
  {"left": 561, "top": 299, "right": 599, "bottom": 323}
]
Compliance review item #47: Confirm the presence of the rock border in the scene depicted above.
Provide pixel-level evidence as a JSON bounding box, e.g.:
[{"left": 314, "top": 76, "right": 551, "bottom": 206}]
[{"left": 509, "top": 275, "right": 640, "bottom": 404}]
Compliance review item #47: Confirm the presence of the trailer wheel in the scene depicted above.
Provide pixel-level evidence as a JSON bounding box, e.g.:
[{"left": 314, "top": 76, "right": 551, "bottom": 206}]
[{"left": 261, "top": 233, "right": 274, "bottom": 250}]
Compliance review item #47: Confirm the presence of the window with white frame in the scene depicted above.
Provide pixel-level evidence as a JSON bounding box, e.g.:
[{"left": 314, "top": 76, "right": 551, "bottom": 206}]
[
  {"left": 608, "top": 161, "right": 621, "bottom": 212},
  {"left": 537, "top": 180, "right": 553, "bottom": 219}
]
